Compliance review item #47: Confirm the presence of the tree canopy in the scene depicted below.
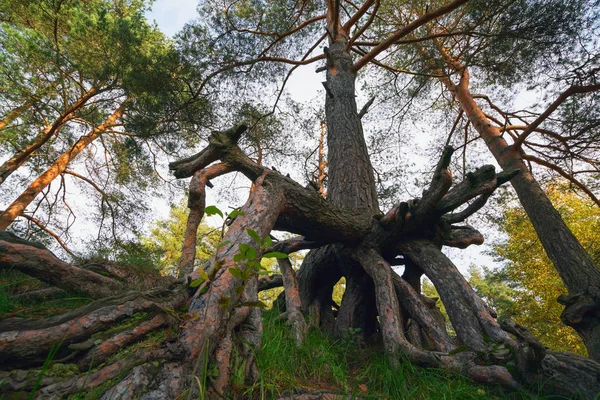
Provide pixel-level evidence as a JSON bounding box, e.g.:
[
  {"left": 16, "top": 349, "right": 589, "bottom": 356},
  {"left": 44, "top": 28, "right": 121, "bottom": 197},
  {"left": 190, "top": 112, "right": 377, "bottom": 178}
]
[{"left": 0, "top": 0, "right": 209, "bottom": 250}]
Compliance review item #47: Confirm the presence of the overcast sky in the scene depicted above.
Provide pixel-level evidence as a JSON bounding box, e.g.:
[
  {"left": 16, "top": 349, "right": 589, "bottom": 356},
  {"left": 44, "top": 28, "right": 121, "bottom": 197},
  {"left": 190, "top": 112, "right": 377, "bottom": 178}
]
[{"left": 146, "top": 0, "right": 198, "bottom": 38}]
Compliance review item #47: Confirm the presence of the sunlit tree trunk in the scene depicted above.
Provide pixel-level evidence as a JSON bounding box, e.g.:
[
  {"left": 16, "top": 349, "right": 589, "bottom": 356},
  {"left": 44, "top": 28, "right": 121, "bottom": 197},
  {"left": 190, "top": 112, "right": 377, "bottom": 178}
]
[
  {"left": 436, "top": 56, "right": 600, "bottom": 360},
  {"left": 0, "top": 101, "right": 125, "bottom": 230},
  {"left": 0, "top": 88, "right": 97, "bottom": 186}
]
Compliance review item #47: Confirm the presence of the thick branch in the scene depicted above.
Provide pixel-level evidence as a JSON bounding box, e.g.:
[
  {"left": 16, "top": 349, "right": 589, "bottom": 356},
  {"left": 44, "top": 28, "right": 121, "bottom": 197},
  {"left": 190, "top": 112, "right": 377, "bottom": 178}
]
[
  {"left": 169, "top": 125, "right": 247, "bottom": 178},
  {"left": 258, "top": 274, "right": 283, "bottom": 291},
  {"left": 513, "top": 84, "right": 600, "bottom": 149},
  {"left": 415, "top": 146, "right": 454, "bottom": 216},
  {"left": 0, "top": 287, "right": 186, "bottom": 364},
  {"left": 178, "top": 162, "right": 233, "bottom": 277},
  {"left": 442, "top": 225, "right": 484, "bottom": 248},
  {"left": 443, "top": 194, "right": 490, "bottom": 224},
  {"left": 436, "top": 166, "right": 518, "bottom": 213},
  {"left": 0, "top": 240, "right": 125, "bottom": 297},
  {"left": 351, "top": 0, "right": 469, "bottom": 72}
]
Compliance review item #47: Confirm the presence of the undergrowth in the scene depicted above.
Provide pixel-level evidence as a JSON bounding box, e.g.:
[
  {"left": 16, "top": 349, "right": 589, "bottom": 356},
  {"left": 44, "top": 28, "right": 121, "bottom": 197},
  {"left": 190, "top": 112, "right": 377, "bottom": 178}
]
[
  {"left": 0, "top": 269, "right": 93, "bottom": 318},
  {"left": 245, "top": 309, "right": 553, "bottom": 400}
]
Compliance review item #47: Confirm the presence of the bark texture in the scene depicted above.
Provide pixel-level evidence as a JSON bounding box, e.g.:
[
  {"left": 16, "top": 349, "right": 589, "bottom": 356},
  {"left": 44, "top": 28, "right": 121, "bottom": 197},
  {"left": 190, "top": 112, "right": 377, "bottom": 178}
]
[{"left": 437, "top": 58, "right": 600, "bottom": 361}]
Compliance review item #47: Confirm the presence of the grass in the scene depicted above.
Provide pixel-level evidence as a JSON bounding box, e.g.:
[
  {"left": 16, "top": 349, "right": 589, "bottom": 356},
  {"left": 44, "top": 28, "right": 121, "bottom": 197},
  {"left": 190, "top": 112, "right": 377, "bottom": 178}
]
[
  {"left": 244, "top": 309, "right": 550, "bottom": 400},
  {"left": 0, "top": 269, "right": 94, "bottom": 318}
]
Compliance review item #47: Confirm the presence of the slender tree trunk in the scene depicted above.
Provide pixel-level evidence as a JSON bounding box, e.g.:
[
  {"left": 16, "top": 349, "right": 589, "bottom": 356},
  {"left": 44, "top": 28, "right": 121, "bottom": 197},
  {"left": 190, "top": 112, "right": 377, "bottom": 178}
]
[
  {"left": 439, "top": 64, "right": 600, "bottom": 360},
  {"left": 0, "top": 102, "right": 124, "bottom": 230},
  {"left": 0, "top": 87, "right": 97, "bottom": 186}
]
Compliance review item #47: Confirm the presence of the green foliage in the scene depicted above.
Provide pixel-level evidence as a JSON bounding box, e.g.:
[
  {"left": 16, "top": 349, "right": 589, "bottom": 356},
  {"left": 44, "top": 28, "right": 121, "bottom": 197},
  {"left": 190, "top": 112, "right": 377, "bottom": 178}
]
[
  {"left": 0, "top": 0, "right": 212, "bottom": 247},
  {"left": 493, "top": 183, "right": 599, "bottom": 355},
  {"left": 468, "top": 265, "right": 518, "bottom": 322},
  {"left": 140, "top": 201, "right": 221, "bottom": 275},
  {"left": 331, "top": 277, "right": 346, "bottom": 307},
  {"left": 422, "top": 277, "right": 451, "bottom": 331}
]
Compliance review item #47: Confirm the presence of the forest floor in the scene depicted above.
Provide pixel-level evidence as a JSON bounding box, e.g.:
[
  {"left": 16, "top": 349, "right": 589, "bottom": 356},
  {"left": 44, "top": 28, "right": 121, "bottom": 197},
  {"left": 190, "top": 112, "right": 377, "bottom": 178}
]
[{"left": 0, "top": 270, "right": 557, "bottom": 399}]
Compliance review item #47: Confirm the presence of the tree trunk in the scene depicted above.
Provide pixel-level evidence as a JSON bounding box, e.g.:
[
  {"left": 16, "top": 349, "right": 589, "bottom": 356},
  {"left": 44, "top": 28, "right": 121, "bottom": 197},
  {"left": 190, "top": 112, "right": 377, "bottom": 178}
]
[
  {"left": 439, "top": 64, "right": 600, "bottom": 361},
  {"left": 334, "top": 266, "right": 378, "bottom": 340},
  {"left": 296, "top": 33, "right": 381, "bottom": 331},
  {"left": 0, "top": 87, "right": 97, "bottom": 186},
  {"left": 0, "top": 102, "right": 124, "bottom": 230},
  {"left": 324, "top": 38, "right": 379, "bottom": 214}
]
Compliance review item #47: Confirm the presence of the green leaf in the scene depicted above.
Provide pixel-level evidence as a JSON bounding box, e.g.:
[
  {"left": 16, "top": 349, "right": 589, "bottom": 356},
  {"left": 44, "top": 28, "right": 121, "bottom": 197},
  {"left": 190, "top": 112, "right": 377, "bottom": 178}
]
[
  {"left": 263, "top": 252, "right": 288, "bottom": 259},
  {"left": 229, "top": 209, "right": 245, "bottom": 219},
  {"left": 233, "top": 253, "right": 244, "bottom": 263},
  {"left": 205, "top": 205, "right": 223, "bottom": 218},
  {"left": 247, "top": 261, "right": 261, "bottom": 270},
  {"left": 238, "top": 243, "right": 251, "bottom": 258},
  {"left": 216, "top": 240, "right": 231, "bottom": 249},
  {"left": 246, "top": 246, "right": 257, "bottom": 261},
  {"left": 199, "top": 285, "right": 210, "bottom": 295},
  {"left": 229, "top": 267, "right": 243, "bottom": 279},
  {"left": 262, "top": 235, "right": 273, "bottom": 249},
  {"left": 198, "top": 268, "right": 210, "bottom": 282},
  {"left": 189, "top": 278, "right": 204, "bottom": 288},
  {"left": 246, "top": 228, "right": 261, "bottom": 244}
]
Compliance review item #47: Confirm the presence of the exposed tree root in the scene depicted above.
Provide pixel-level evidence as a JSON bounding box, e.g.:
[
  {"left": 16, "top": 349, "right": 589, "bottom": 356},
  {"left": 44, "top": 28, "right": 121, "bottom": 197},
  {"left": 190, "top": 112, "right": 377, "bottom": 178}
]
[{"left": 2, "top": 123, "right": 600, "bottom": 399}]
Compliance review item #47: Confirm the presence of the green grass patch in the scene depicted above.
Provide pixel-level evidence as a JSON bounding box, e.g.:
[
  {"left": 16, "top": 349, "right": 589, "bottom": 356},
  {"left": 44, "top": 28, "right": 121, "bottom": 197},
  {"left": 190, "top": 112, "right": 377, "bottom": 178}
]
[
  {"left": 0, "top": 270, "right": 94, "bottom": 318},
  {"left": 244, "top": 310, "right": 551, "bottom": 399}
]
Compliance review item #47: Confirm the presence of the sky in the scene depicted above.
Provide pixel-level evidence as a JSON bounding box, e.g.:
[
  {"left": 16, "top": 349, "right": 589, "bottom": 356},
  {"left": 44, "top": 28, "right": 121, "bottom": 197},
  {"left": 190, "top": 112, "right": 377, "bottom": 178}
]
[
  {"left": 146, "top": 0, "right": 323, "bottom": 102},
  {"left": 146, "top": 0, "right": 198, "bottom": 38}
]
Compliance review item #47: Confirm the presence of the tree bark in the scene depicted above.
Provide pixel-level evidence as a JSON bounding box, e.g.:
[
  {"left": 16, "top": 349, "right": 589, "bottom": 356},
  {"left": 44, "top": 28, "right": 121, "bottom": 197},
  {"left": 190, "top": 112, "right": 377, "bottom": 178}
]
[
  {"left": 277, "top": 257, "right": 307, "bottom": 345},
  {"left": 0, "top": 87, "right": 97, "bottom": 186},
  {"left": 324, "top": 38, "right": 379, "bottom": 214},
  {"left": 0, "top": 102, "right": 125, "bottom": 230},
  {"left": 0, "top": 240, "right": 127, "bottom": 297},
  {"left": 177, "top": 163, "right": 232, "bottom": 277},
  {"left": 438, "top": 63, "right": 600, "bottom": 361},
  {"left": 401, "top": 240, "right": 516, "bottom": 351}
]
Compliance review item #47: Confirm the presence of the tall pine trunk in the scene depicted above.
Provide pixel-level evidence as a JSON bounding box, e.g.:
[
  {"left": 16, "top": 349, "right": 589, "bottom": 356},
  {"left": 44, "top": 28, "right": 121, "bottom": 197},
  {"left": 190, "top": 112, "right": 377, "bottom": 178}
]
[
  {"left": 0, "top": 88, "right": 97, "bottom": 186},
  {"left": 439, "top": 65, "right": 600, "bottom": 361},
  {"left": 0, "top": 102, "right": 125, "bottom": 230},
  {"left": 297, "top": 21, "right": 381, "bottom": 336}
]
